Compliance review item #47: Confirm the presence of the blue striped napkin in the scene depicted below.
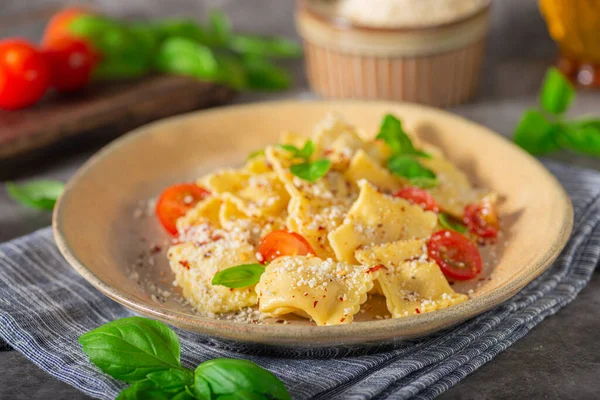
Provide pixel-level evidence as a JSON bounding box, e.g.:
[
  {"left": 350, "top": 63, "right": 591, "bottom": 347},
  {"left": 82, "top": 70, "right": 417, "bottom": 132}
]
[{"left": 0, "top": 161, "right": 599, "bottom": 400}]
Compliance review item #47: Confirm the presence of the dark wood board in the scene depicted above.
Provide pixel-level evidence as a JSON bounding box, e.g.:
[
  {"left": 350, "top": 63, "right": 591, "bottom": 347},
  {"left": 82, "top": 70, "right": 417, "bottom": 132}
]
[{"left": 0, "top": 75, "right": 235, "bottom": 179}]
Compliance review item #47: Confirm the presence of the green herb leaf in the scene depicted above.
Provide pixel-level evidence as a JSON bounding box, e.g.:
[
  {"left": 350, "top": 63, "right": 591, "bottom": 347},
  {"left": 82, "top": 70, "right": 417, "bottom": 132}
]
[
  {"left": 540, "top": 67, "right": 574, "bottom": 115},
  {"left": 231, "top": 35, "right": 302, "bottom": 58},
  {"left": 147, "top": 369, "right": 194, "bottom": 391},
  {"left": 376, "top": 114, "right": 428, "bottom": 157},
  {"left": 556, "top": 119, "right": 600, "bottom": 156},
  {"left": 409, "top": 177, "right": 439, "bottom": 189},
  {"left": 186, "top": 376, "right": 211, "bottom": 399},
  {"left": 78, "top": 316, "right": 182, "bottom": 383},
  {"left": 212, "top": 264, "right": 265, "bottom": 288},
  {"left": 6, "top": 180, "right": 64, "bottom": 210},
  {"left": 154, "top": 38, "right": 219, "bottom": 80},
  {"left": 214, "top": 53, "right": 248, "bottom": 89},
  {"left": 117, "top": 379, "right": 165, "bottom": 400},
  {"left": 207, "top": 10, "right": 232, "bottom": 46},
  {"left": 247, "top": 149, "right": 265, "bottom": 160},
  {"left": 513, "top": 109, "right": 560, "bottom": 155},
  {"left": 280, "top": 140, "right": 314, "bottom": 159},
  {"left": 388, "top": 155, "right": 436, "bottom": 181},
  {"left": 151, "top": 19, "right": 209, "bottom": 44},
  {"left": 216, "top": 391, "right": 269, "bottom": 400},
  {"left": 242, "top": 57, "right": 292, "bottom": 91},
  {"left": 290, "top": 159, "right": 331, "bottom": 182},
  {"left": 438, "top": 212, "right": 468, "bottom": 234},
  {"left": 195, "top": 358, "right": 290, "bottom": 400}
]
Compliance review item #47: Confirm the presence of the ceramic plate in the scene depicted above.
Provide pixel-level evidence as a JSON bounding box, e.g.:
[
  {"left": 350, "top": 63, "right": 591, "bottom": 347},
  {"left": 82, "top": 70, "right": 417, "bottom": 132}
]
[{"left": 53, "top": 100, "right": 573, "bottom": 348}]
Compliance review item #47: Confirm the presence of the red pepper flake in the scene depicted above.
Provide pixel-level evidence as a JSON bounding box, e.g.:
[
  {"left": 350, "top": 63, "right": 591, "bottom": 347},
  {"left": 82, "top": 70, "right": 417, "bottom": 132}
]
[
  {"left": 313, "top": 301, "right": 318, "bottom": 308},
  {"left": 340, "top": 318, "right": 345, "bottom": 323},
  {"left": 367, "top": 264, "right": 386, "bottom": 273},
  {"left": 339, "top": 297, "right": 344, "bottom": 302},
  {"left": 211, "top": 234, "right": 224, "bottom": 241},
  {"left": 150, "top": 245, "right": 162, "bottom": 254},
  {"left": 324, "top": 149, "right": 333, "bottom": 155},
  {"left": 178, "top": 260, "right": 190, "bottom": 269},
  {"left": 415, "top": 308, "right": 421, "bottom": 314}
]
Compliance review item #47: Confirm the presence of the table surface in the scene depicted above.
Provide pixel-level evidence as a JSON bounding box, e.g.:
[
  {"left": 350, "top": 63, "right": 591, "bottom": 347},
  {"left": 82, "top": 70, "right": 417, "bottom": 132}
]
[{"left": 1, "top": 1, "right": 600, "bottom": 399}]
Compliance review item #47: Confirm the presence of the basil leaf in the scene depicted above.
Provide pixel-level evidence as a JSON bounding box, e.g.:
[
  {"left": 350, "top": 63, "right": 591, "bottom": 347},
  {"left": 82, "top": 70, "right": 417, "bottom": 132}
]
[
  {"left": 79, "top": 316, "right": 182, "bottom": 383},
  {"left": 6, "top": 180, "right": 64, "bottom": 210},
  {"left": 186, "top": 376, "right": 211, "bottom": 399},
  {"left": 409, "top": 177, "right": 439, "bottom": 189},
  {"left": 195, "top": 358, "right": 290, "bottom": 400},
  {"left": 438, "top": 212, "right": 468, "bottom": 234},
  {"left": 242, "top": 57, "right": 292, "bottom": 91},
  {"left": 231, "top": 35, "right": 302, "bottom": 58},
  {"left": 279, "top": 144, "right": 300, "bottom": 154},
  {"left": 513, "top": 109, "right": 560, "bottom": 155},
  {"left": 247, "top": 149, "right": 265, "bottom": 160},
  {"left": 540, "top": 67, "right": 574, "bottom": 115},
  {"left": 147, "top": 369, "right": 194, "bottom": 391},
  {"left": 387, "top": 155, "right": 436, "bottom": 181},
  {"left": 290, "top": 159, "right": 331, "bottom": 182},
  {"left": 207, "top": 10, "right": 232, "bottom": 46},
  {"left": 557, "top": 120, "right": 600, "bottom": 156},
  {"left": 217, "top": 391, "right": 268, "bottom": 400},
  {"left": 212, "top": 264, "right": 265, "bottom": 288},
  {"left": 155, "top": 38, "right": 219, "bottom": 81},
  {"left": 280, "top": 140, "right": 314, "bottom": 159},
  {"left": 376, "top": 114, "right": 428, "bottom": 157},
  {"left": 215, "top": 54, "right": 247, "bottom": 89},
  {"left": 151, "top": 19, "right": 209, "bottom": 44},
  {"left": 117, "top": 379, "right": 194, "bottom": 400}
]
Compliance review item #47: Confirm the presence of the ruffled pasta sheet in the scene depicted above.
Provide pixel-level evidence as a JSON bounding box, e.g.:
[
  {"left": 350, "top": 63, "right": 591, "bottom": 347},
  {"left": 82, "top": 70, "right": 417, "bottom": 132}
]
[
  {"left": 256, "top": 256, "right": 380, "bottom": 326},
  {"left": 356, "top": 239, "right": 468, "bottom": 318},
  {"left": 329, "top": 180, "right": 438, "bottom": 264}
]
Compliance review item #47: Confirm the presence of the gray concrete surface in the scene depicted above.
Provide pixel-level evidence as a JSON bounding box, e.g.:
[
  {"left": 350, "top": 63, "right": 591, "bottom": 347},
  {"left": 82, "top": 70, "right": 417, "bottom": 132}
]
[{"left": 1, "top": 0, "right": 599, "bottom": 399}]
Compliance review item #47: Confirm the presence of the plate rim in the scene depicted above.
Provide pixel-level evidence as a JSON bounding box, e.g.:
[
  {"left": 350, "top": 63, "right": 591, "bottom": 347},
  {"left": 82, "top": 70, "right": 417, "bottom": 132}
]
[{"left": 52, "top": 99, "right": 574, "bottom": 346}]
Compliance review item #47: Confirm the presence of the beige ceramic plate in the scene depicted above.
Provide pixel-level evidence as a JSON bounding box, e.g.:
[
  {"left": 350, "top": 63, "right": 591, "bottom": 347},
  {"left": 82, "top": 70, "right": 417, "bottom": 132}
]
[{"left": 53, "top": 100, "right": 573, "bottom": 348}]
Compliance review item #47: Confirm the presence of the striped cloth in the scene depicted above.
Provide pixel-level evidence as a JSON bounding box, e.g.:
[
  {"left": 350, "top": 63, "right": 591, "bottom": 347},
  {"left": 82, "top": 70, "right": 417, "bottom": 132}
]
[{"left": 0, "top": 161, "right": 599, "bottom": 400}]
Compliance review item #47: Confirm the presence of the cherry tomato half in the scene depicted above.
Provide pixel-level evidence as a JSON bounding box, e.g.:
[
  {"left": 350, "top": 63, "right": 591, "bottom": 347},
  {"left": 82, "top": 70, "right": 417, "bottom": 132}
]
[
  {"left": 428, "top": 230, "right": 483, "bottom": 280},
  {"left": 42, "top": 7, "right": 91, "bottom": 47},
  {"left": 0, "top": 39, "right": 50, "bottom": 110},
  {"left": 464, "top": 199, "right": 499, "bottom": 239},
  {"left": 42, "top": 38, "right": 98, "bottom": 92},
  {"left": 156, "top": 184, "right": 211, "bottom": 235},
  {"left": 394, "top": 187, "right": 439, "bottom": 212},
  {"left": 257, "top": 230, "right": 315, "bottom": 264}
]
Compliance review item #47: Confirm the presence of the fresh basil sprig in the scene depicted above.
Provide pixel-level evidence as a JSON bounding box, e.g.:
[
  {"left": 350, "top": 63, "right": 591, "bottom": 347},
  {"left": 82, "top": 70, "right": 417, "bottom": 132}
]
[
  {"left": 79, "top": 317, "right": 290, "bottom": 400},
  {"left": 514, "top": 67, "right": 600, "bottom": 157},
  {"left": 376, "top": 114, "right": 437, "bottom": 187},
  {"left": 280, "top": 140, "right": 332, "bottom": 183},
  {"left": 6, "top": 180, "right": 65, "bottom": 210},
  {"left": 438, "top": 212, "right": 468, "bottom": 234},
  {"left": 212, "top": 264, "right": 265, "bottom": 288}
]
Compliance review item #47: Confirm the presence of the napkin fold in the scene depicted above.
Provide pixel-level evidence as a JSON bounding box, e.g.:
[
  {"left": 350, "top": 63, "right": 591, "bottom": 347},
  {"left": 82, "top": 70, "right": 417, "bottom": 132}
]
[{"left": 0, "top": 161, "right": 599, "bottom": 400}]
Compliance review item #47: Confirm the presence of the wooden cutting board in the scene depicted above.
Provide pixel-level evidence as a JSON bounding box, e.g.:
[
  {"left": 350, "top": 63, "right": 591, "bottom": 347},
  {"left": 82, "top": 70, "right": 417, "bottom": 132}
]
[{"left": 0, "top": 75, "right": 235, "bottom": 179}]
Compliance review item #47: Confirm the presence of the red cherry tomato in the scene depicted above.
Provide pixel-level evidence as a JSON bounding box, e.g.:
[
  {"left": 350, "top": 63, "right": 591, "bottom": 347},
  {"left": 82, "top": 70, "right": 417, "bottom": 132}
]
[
  {"left": 257, "top": 230, "right": 315, "bottom": 264},
  {"left": 156, "top": 184, "right": 211, "bottom": 235},
  {"left": 42, "top": 7, "right": 91, "bottom": 47},
  {"left": 394, "top": 187, "right": 439, "bottom": 212},
  {"left": 464, "top": 199, "right": 499, "bottom": 239},
  {"left": 0, "top": 39, "right": 50, "bottom": 110},
  {"left": 42, "top": 38, "right": 98, "bottom": 92},
  {"left": 428, "top": 230, "right": 483, "bottom": 280}
]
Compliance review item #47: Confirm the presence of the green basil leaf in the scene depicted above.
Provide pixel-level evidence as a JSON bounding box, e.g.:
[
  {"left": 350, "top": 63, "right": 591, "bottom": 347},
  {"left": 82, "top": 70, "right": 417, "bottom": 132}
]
[
  {"left": 117, "top": 379, "right": 194, "bottom": 400},
  {"left": 242, "top": 57, "right": 292, "bottom": 91},
  {"left": 290, "top": 159, "right": 331, "bottom": 182},
  {"left": 513, "top": 109, "right": 560, "bottom": 155},
  {"left": 216, "top": 391, "right": 268, "bottom": 400},
  {"left": 298, "top": 140, "right": 315, "bottom": 159},
  {"left": 279, "top": 144, "right": 300, "bottom": 155},
  {"left": 186, "top": 376, "right": 211, "bottom": 400},
  {"left": 155, "top": 38, "right": 219, "bottom": 81},
  {"left": 409, "top": 177, "right": 439, "bottom": 189},
  {"left": 539, "top": 67, "right": 574, "bottom": 115},
  {"left": 147, "top": 369, "right": 194, "bottom": 391},
  {"left": 195, "top": 358, "right": 290, "bottom": 400},
  {"left": 438, "top": 212, "right": 468, "bottom": 234},
  {"left": 214, "top": 54, "right": 248, "bottom": 89},
  {"left": 212, "top": 264, "right": 265, "bottom": 288},
  {"left": 230, "top": 34, "right": 302, "bottom": 58},
  {"left": 387, "top": 155, "right": 436, "bottom": 181},
  {"left": 207, "top": 10, "right": 232, "bottom": 46},
  {"left": 6, "top": 180, "right": 64, "bottom": 210},
  {"left": 151, "top": 19, "right": 209, "bottom": 44},
  {"left": 247, "top": 149, "right": 265, "bottom": 160},
  {"left": 557, "top": 120, "right": 600, "bottom": 156},
  {"left": 79, "top": 316, "right": 182, "bottom": 383},
  {"left": 375, "top": 114, "right": 427, "bottom": 157}
]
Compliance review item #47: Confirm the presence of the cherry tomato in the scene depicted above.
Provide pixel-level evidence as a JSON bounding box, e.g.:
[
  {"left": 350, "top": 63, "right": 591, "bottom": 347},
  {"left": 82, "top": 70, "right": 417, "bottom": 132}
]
[
  {"left": 156, "top": 184, "right": 211, "bottom": 235},
  {"left": 42, "top": 7, "right": 91, "bottom": 47},
  {"left": 42, "top": 38, "right": 97, "bottom": 92},
  {"left": 257, "top": 230, "right": 315, "bottom": 264},
  {"left": 0, "top": 39, "right": 50, "bottom": 110},
  {"left": 428, "top": 230, "right": 483, "bottom": 280},
  {"left": 464, "top": 199, "right": 499, "bottom": 239},
  {"left": 394, "top": 187, "right": 439, "bottom": 212}
]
